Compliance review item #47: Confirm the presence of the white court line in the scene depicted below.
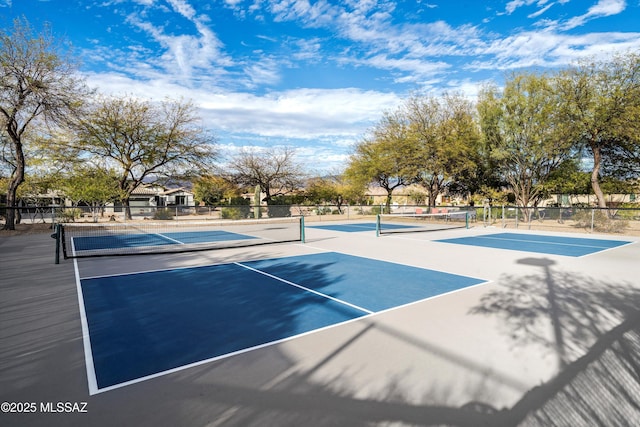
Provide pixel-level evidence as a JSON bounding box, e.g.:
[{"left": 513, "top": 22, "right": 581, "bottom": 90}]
[
  {"left": 71, "top": 240, "right": 100, "bottom": 396},
  {"left": 85, "top": 310, "right": 375, "bottom": 395},
  {"left": 234, "top": 262, "right": 374, "bottom": 315},
  {"left": 472, "top": 234, "right": 626, "bottom": 250},
  {"left": 77, "top": 278, "right": 494, "bottom": 395},
  {"left": 74, "top": 250, "right": 491, "bottom": 395},
  {"left": 154, "top": 233, "right": 185, "bottom": 244}
]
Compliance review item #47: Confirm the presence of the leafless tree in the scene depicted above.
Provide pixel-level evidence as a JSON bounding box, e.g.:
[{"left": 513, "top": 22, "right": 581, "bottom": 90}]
[
  {"left": 68, "top": 95, "right": 217, "bottom": 218},
  {"left": 227, "top": 147, "right": 304, "bottom": 203}
]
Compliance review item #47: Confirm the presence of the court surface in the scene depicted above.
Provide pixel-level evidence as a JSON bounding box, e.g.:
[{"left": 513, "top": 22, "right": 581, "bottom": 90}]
[
  {"left": 74, "top": 229, "right": 256, "bottom": 251},
  {"left": 2, "top": 221, "right": 639, "bottom": 426},
  {"left": 81, "top": 252, "right": 485, "bottom": 394},
  {"left": 307, "top": 222, "right": 378, "bottom": 232},
  {"left": 436, "top": 232, "right": 632, "bottom": 257},
  {"left": 308, "top": 222, "right": 415, "bottom": 232}
]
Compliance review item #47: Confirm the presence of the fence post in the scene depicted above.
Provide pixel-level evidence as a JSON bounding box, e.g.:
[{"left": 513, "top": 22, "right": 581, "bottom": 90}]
[{"left": 591, "top": 209, "right": 595, "bottom": 233}]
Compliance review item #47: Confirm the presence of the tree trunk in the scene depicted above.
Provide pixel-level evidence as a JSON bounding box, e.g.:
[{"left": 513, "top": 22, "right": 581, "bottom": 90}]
[
  {"left": 424, "top": 179, "right": 438, "bottom": 207},
  {"left": 591, "top": 145, "right": 607, "bottom": 209},
  {"left": 2, "top": 141, "right": 25, "bottom": 231},
  {"left": 385, "top": 192, "right": 392, "bottom": 214},
  {"left": 254, "top": 184, "right": 261, "bottom": 219},
  {"left": 124, "top": 198, "right": 132, "bottom": 220},
  {"left": 428, "top": 189, "right": 437, "bottom": 208}
]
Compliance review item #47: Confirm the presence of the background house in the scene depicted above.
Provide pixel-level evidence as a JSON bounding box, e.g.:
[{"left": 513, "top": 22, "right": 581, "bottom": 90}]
[{"left": 127, "top": 185, "right": 195, "bottom": 216}]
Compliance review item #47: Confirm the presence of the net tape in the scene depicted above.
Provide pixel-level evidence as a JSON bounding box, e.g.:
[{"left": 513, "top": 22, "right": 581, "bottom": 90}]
[
  {"left": 376, "top": 211, "right": 470, "bottom": 235},
  {"left": 58, "top": 216, "right": 304, "bottom": 259}
]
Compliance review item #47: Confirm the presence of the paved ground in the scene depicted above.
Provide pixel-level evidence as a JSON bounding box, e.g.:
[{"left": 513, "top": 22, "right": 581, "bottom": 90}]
[{"left": 1, "top": 223, "right": 639, "bottom": 426}]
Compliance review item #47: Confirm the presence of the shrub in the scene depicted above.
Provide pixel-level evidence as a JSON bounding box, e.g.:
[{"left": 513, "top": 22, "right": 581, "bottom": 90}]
[
  {"left": 573, "top": 209, "right": 628, "bottom": 233},
  {"left": 153, "top": 209, "right": 174, "bottom": 220},
  {"left": 315, "top": 206, "right": 332, "bottom": 215},
  {"left": 57, "top": 208, "right": 82, "bottom": 223},
  {"left": 371, "top": 205, "right": 383, "bottom": 215},
  {"left": 221, "top": 207, "right": 247, "bottom": 220},
  {"left": 267, "top": 196, "right": 293, "bottom": 218}
]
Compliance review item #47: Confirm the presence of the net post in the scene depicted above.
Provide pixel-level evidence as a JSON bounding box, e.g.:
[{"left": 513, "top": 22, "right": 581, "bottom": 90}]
[
  {"left": 52, "top": 223, "right": 61, "bottom": 264},
  {"left": 376, "top": 214, "right": 381, "bottom": 237},
  {"left": 465, "top": 211, "right": 469, "bottom": 229},
  {"left": 300, "top": 215, "right": 305, "bottom": 243}
]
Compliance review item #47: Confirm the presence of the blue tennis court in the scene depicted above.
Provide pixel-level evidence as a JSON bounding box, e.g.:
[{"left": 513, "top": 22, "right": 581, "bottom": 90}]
[
  {"left": 308, "top": 222, "right": 416, "bottom": 232},
  {"left": 436, "top": 232, "right": 632, "bottom": 257},
  {"left": 74, "top": 230, "right": 256, "bottom": 251},
  {"left": 79, "top": 252, "right": 485, "bottom": 393}
]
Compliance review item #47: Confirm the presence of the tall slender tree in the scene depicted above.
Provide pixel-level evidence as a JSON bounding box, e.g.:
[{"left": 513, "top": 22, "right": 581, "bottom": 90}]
[
  {"left": 0, "top": 17, "right": 90, "bottom": 229},
  {"left": 555, "top": 52, "right": 640, "bottom": 208}
]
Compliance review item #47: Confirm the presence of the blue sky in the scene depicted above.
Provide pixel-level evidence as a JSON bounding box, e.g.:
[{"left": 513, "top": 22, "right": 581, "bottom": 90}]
[{"left": 2, "top": 0, "right": 639, "bottom": 173}]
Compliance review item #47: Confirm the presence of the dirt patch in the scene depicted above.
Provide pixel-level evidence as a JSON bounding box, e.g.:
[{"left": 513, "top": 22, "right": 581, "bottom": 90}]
[{"left": 0, "top": 223, "right": 54, "bottom": 236}]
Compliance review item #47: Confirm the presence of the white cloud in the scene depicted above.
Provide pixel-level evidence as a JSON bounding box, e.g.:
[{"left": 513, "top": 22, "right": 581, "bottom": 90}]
[
  {"left": 503, "top": 0, "right": 561, "bottom": 17},
  {"left": 124, "top": 0, "right": 231, "bottom": 81},
  {"left": 244, "top": 3, "right": 487, "bottom": 84},
  {"left": 587, "top": 0, "right": 627, "bottom": 15},
  {"left": 504, "top": 0, "right": 546, "bottom": 15},
  {"left": 198, "top": 87, "right": 401, "bottom": 139},
  {"left": 130, "top": 0, "right": 156, "bottom": 5},
  {"left": 362, "top": 55, "right": 451, "bottom": 83},
  {"left": 77, "top": 0, "right": 640, "bottom": 174},
  {"left": 291, "top": 37, "right": 323, "bottom": 61},
  {"left": 84, "top": 70, "right": 401, "bottom": 141},
  {"left": 471, "top": 29, "right": 640, "bottom": 71},
  {"left": 528, "top": 3, "right": 553, "bottom": 18},
  {"left": 242, "top": 57, "right": 282, "bottom": 87},
  {"left": 166, "top": 0, "right": 197, "bottom": 20},
  {"left": 562, "top": 0, "right": 627, "bottom": 30}
]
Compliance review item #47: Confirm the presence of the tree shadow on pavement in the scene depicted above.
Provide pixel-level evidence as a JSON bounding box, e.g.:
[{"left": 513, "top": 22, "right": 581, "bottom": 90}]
[
  {"left": 143, "top": 256, "right": 640, "bottom": 427},
  {"left": 469, "top": 257, "right": 640, "bottom": 426}
]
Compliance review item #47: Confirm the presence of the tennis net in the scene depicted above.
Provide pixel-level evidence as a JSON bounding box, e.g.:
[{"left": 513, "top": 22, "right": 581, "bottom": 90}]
[
  {"left": 376, "top": 211, "right": 470, "bottom": 235},
  {"left": 55, "top": 216, "right": 305, "bottom": 260}
]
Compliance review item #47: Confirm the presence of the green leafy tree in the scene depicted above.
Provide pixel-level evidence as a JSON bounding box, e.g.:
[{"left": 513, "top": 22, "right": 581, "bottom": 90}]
[
  {"left": 192, "top": 175, "right": 239, "bottom": 205},
  {"left": 345, "top": 110, "right": 421, "bottom": 213},
  {"left": 406, "top": 93, "right": 481, "bottom": 206},
  {"left": 305, "top": 175, "right": 363, "bottom": 213},
  {"left": 62, "top": 166, "right": 122, "bottom": 220},
  {"left": 543, "top": 159, "right": 592, "bottom": 204},
  {"left": 475, "top": 84, "right": 509, "bottom": 199},
  {"left": 555, "top": 52, "right": 640, "bottom": 208},
  {"left": 0, "top": 172, "right": 60, "bottom": 223},
  {"left": 478, "top": 73, "right": 575, "bottom": 219},
  {"left": 0, "top": 17, "right": 90, "bottom": 229}
]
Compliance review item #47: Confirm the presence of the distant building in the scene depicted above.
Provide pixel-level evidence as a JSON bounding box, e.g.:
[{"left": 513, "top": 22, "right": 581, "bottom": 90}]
[{"left": 123, "top": 185, "right": 195, "bottom": 216}]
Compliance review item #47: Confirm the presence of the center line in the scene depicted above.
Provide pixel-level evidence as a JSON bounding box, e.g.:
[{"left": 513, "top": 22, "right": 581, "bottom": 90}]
[{"left": 234, "top": 262, "right": 374, "bottom": 315}]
